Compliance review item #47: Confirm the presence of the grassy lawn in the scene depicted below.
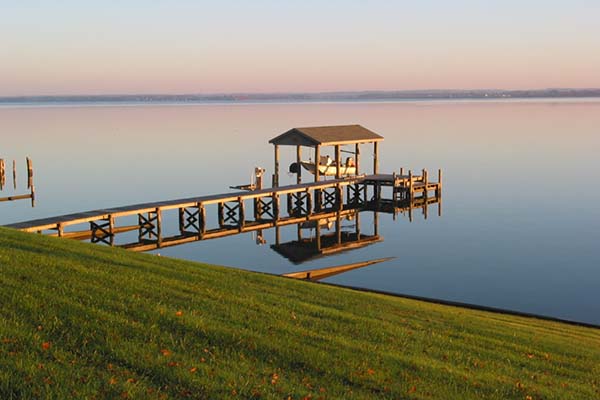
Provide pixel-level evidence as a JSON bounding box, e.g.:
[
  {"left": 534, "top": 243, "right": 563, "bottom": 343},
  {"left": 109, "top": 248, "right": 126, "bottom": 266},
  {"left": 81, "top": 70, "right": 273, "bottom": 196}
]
[{"left": 1, "top": 226, "right": 599, "bottom": 399}]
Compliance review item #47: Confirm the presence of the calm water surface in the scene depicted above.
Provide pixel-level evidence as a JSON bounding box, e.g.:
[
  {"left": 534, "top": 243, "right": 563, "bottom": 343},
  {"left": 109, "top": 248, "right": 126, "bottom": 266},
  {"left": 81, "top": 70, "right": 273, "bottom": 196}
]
[{"left": 1, "top": 100, "right": 599, "bottom": 324}]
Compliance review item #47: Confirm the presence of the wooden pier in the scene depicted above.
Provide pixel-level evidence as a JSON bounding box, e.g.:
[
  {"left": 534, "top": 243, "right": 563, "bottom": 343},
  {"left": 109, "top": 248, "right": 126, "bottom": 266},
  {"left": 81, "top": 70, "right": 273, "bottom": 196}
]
[
  {"left": 4, "top": 125, "right": 442, "bottom": 260},
  {"left": 5, "top": 173, "right": 441, "bottom": 252}
]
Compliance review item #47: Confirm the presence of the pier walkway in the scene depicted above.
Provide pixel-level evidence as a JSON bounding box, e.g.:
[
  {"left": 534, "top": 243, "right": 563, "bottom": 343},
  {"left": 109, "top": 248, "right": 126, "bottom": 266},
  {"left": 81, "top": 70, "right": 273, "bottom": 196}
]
[{"left": 5, "top": 173, "right": 441, "bottom": 252}]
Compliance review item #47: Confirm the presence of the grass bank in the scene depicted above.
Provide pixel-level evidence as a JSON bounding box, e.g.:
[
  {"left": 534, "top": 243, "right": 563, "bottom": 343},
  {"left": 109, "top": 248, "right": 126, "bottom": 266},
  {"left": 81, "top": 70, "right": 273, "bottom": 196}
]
[{"left": 0, "top": 227, "right": 599, "bottom": 399}]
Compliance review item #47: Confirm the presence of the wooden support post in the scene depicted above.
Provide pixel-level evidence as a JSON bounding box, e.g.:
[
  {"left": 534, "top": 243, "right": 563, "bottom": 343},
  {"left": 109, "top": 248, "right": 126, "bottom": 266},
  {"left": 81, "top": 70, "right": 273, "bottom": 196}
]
[
  {"left": 12, "top": 160, "right": 16, "bottom": 190},
  {"left": 400, "top": 167, "right": 404, "bottom": 176},
  {"left": 355, "top": 211, "right": 361, "bottom": 239},
  {"left": 238, "top": 197, "right": 245, "bottom": 231},
  {"left": 199, "top": 203, "right": 206, "bottom": 237},
  {"left": 218, "top": 202, "right": 224, "bottom": 227},
  {"left": 0, "top": 162, "right": 5, "bottom": 191},
  {"left": 355, "top": 143, "right": 360, "bottom": 175},
  {"left": 392, "top": 172, "right": 398, "bottom": 203},
  {"left": 272, "top": 193, "right": 280, "bottom": 221},
  {"left": 57, "top": 223, "right": 64, "bottom": 238},
  {"left": 286, "top": 193, "right": 292, "bottom": 216},
  {"left": 423, "top": 169, "right": 429, "bottom": 199},
  {"left": 437, "top": 168, "right": 443, "bottom": 197},
  {"left": 408, "top": 170, "right": 413, "bottom": 202},
  {"left": 275, "top": 226, "right": 281, "bottom": 245},
  {"left": 155, "top": 208, "right": 162, "bottom": 246},
  {"left": 314, "top": 188, "right": 322, "bottom": 212},
  {"left": 315, "top": 224, "right": 321, "bottom": 251},
  {"left": 335, "top": 213, "right": 342, "bottom": 245},
  {"left": 374, "top": 211, "right": 379, "bottom": 236},
  {"left": 253, "top": 198, "right": 259, "bottom": 220},
  {"left": 30, "top": 184, "right": 36, "bottom": 208},
  {"left": 178, "top": 208, "right": 185, "bottom": 234},
  {"left": 296, "top": 145, "right": 302, "bottom": 184},
  {"left": 306, "top": 188, "right": 312, "bottom": 217},
  {"left": 373, "top": 141, "right": 379, "bottom": 174},
  {"left": 0, "top": 159, "right": 4, "bottom": 190},
  {"left": 314, "top": 145, "right": 320, "bottom": 182},
  {"left": 109, "top": 215, "right": 115, "bottom": 246},
  {"left": 273, "top": 144, "right": 280, "bottom": 187},
  {"left": 335, "top": 144, "right": 341, "bottom": 179},
  {"left": 336, "top": 184, "right": 343, "bottom": 211},
  {"left": 27, "top": 157, "right": 33, "bottom": 190}
]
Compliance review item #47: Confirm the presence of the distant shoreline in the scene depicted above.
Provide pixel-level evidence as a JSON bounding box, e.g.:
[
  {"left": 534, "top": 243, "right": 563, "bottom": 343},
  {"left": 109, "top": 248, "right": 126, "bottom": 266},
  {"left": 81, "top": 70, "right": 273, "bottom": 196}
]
[{"left": 1, "top": 88, "right": 600, "bottom": 106}]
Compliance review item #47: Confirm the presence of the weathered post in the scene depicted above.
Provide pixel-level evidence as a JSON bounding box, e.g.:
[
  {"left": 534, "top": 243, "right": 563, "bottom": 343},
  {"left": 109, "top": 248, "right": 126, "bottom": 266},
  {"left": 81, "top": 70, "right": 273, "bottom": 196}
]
[
  {"left": 296, "top": 145, "right": 302, "bottom": 184},
  {"left": 27, "top": 157, "right": 33, "bottom": 189},
  {"left": 355, "top": 143, "right": 360, "bottom": 175},
  {"left": 273, "top": 144, "right": 280, "bottom": 187},
  {"left": 373, "top": 141, "right": 379, "bottom": 174},
  {"left": 335, "top": 145, "right": 341, "bottom": 179},
  {"left": 12, "top": 160, "right": 17, "bottom": 190},
  {"left": 0, "top": 159, "right": 4, "bottom": 190}
]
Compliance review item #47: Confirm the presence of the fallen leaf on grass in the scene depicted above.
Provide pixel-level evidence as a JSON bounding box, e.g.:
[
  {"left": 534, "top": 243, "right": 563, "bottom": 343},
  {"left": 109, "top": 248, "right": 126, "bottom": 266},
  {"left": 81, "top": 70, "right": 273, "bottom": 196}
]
[
  {"left": 160, "top": 349, "right": 171, "bottom": 356},
  {"left": 41, "top": 342, "right": 51, "bottom": 350},
  {"left": 271, "top": 373, "right": 279, "bottom": 384},
  {"left": 175, "top": 311, "right": 183, "bottom": 317}
]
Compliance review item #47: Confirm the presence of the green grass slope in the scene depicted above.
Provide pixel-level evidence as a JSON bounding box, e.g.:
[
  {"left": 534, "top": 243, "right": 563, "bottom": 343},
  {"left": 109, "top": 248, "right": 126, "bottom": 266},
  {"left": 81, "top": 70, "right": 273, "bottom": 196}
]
[{"left": 1, "top": 227, "right": 599, "bottom": 399}]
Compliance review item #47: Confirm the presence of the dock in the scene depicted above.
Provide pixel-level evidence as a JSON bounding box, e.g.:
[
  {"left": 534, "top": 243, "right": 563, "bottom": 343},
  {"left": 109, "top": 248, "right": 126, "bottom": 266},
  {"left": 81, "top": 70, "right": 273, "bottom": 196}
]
[
  {"left": 5, "top": 173, "right": 441, "bottom": 251},
  {"left": 4, "top": 125, "right": 442, "bottom": 257}
]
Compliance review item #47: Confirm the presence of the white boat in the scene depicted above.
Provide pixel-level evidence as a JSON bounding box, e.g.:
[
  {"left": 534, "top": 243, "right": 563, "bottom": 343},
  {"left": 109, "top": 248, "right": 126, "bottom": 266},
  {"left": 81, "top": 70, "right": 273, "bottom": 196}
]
[{"left": 300, "top": 161, "right": 356, "bottom": 176}]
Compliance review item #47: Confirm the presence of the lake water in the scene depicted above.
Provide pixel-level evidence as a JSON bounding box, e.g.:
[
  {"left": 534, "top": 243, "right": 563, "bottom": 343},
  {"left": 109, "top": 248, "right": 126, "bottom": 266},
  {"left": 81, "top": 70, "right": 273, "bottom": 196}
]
[{"left": 1, "top": 99, "right": 599, "bottom": 325}]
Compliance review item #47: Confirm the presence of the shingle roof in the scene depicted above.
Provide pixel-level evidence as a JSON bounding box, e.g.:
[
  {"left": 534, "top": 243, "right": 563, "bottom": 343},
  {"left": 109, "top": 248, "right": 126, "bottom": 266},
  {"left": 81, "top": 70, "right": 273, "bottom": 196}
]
[{"left": 269, "top": 124, "right": 384, "bottom": 146}]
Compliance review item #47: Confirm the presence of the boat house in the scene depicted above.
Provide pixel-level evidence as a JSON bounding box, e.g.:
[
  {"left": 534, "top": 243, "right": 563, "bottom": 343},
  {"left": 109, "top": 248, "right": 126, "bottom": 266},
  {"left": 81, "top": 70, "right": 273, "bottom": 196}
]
[{"left": 268, "top": 124, "right": 384, "bottom": 186}]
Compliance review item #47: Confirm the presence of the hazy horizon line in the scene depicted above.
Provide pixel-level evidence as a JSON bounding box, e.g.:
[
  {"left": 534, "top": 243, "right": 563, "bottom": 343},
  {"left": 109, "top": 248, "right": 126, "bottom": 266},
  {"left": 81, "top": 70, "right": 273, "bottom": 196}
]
[{"left": 2, "top": 87, "right": 600, "bottom": 100}]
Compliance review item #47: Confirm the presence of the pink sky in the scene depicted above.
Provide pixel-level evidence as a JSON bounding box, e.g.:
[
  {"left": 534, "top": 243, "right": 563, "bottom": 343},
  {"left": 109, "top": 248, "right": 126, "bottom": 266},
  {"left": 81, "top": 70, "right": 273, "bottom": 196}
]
[{"left": 1, "top": 1, "right": 599, "bottom": 96}]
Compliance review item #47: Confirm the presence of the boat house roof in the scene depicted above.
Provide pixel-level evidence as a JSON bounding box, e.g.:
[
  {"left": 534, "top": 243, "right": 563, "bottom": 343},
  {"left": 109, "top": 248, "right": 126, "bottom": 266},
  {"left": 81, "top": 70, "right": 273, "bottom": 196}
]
[{"left": 269, "top": 124, "right": 384, "bottom": 146}]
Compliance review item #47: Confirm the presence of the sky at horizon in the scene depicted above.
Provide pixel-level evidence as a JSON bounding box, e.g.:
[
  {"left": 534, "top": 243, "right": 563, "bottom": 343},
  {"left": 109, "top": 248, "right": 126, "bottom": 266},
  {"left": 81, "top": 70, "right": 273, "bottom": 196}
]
[{"left": 1, "top": 1, "right": 599, "bottom": 96}]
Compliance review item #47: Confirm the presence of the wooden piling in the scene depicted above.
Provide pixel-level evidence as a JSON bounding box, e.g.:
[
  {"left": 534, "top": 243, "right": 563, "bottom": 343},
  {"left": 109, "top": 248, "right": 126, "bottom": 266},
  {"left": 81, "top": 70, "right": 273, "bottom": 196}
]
[
  {"left": 306, "top": 188, "right": 313, "bottom": 216},
  {"left": 335, "top": 144, "right": 341, "bottom": 179},
  {"left": 0, "top": 159, "right": 4, "bottom": 190},
  {"left": 238, "top": 197, "right": 245, "bottom": 231},
  {"left": 27, "top": 157, "right": 33, "bottom": 189},
  {"left": 218, "top": 202, "right": 224, "bottom": 227},
  {"left": 273, "top": 144, "right": 280, "bottom": 187},
  {"left": 12, "top": 160, "right": 16, "bottom": 190},
  {"left": 314, "top": 145, "right": 320, "bottom": 182},
  {"left": 437, "top": 168, "right": 443, "bottom": 197},
  {"left": 296, "top": 145, "right": 302, "bottom": 184},
  {"left": 355, "top": 143, "right": 360, "bottom": 175},
  {"left": 199, "top": 203, "right": 206, "bottom": 236},
  {"left": 373, "top": 142, "right": 379, "bottom": 174},
  {"left": 408, "top": 170, "right": 413, "bottom": 202}
]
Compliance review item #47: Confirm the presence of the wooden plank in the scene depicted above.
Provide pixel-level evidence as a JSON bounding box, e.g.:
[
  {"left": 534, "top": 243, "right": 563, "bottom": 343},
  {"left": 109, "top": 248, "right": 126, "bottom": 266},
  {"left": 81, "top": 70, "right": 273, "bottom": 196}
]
[
  {"left": 48, "top": 224, "right": 140, "bottom": 240},
  {"left": 0, "top": 193, "right": 33, "bottom": 202}
]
